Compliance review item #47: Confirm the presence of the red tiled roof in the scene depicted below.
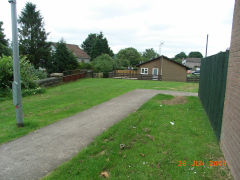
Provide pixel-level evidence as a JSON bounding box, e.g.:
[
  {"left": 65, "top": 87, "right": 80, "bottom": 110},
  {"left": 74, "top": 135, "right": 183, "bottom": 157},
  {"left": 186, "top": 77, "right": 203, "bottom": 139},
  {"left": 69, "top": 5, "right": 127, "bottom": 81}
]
[
  {"left": 52, "top": 43, "right": 90, "bottom": 59},
  {"left": 66, "top": 44, "right": 90, "bottom": 59}
]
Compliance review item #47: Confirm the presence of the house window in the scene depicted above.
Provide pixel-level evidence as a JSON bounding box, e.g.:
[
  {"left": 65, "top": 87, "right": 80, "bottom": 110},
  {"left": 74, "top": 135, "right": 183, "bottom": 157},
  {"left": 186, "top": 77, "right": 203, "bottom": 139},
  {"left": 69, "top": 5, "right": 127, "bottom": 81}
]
[{"left": 141, "top": 68, "right": 148, "bottom": 74}]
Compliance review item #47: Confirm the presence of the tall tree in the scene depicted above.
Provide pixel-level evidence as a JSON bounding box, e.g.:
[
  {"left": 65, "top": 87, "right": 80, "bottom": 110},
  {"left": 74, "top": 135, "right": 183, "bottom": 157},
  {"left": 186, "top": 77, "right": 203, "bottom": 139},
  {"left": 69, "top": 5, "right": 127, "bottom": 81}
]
[
  {"left": 174, "top": 52, "right": 187, "bottom": 59},
  {"left": 117, "top": 47, "right": 141, "bottom": 66},
  {"left": 0, "top": 21, "right": 11, "bottom": 57},
  {"left": 81, "top": 32, "right": 114, "bottom": 59},
  {"left": 188, "top": 51, "right": 203, "bottom": 58},
  {"left": 18, "top": 2, "right": 51, "bottom": 68},
  {"left": 142, "top": 48, "right": 159, "bottom": 61},
  {"left": 48, "top": 40, "right": 78, "bottom": 73}
]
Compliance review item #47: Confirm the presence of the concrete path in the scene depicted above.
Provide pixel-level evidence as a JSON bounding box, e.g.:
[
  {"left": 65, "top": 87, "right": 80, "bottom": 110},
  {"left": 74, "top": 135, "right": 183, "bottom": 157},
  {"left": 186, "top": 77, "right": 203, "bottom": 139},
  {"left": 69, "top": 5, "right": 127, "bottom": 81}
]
[{"left": 0, "top": 89, "right": 197, "bottom": 180}]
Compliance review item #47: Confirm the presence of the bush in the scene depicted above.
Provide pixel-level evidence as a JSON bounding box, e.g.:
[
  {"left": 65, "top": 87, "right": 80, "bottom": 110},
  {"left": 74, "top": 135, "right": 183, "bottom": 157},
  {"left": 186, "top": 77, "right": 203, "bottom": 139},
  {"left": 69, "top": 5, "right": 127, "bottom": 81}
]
[
  {"left": 22, "top": 87, "right": 46, "bottom": 96},
  {"left": 78, "top": 62, "right": 93, "bottom": 70},
  {"left": 0, "top": 56, "right": 46, "bottom": 90},
  {"left": 92, "top": 54, "right": 114, "bottom": 77}
]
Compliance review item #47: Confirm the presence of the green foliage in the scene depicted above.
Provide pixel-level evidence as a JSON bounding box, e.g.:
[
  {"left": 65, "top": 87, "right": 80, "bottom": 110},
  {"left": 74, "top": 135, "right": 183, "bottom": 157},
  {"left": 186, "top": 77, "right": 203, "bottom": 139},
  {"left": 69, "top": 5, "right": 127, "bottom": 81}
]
[
  {"left": 0, "top": 56, "right": 46, "bottom": 90},
  {"left": 92, "top": 54, "right": 114, "bottom": 76},
  {"left": 142, "top": 48, "right": 159, "bottom": 61},
  {"left": 188, "top": 51, "right": 203, "bottom": 58},
  {"left": 81, "top": 32, "right": 114, "bottom": 59},
  {"left": 116, "top": 47, "right": 141, "bottom": 67},
  {"left": 78, "top": 62, "right": 93, "bottom": 70},
  {"left": 18, "top": 2, "right": 51, "bottom": 69},
  {"left": 0, "top": 56, "right": 13, "bottom": 89},
  {"left": 48, "top": 40, "right": 78, "bottom": 73},
  {"left": 113, "top": 58, "right": 130, "bottom": 70},
  {"left": 22, "top": 87, "right": 46, "bottom": 97},
  {"left": 174, "top": 52, "right": 187, "bottom": 59},
  {"left": 0, "top": 21, "right": 11, "bottom": 57}
]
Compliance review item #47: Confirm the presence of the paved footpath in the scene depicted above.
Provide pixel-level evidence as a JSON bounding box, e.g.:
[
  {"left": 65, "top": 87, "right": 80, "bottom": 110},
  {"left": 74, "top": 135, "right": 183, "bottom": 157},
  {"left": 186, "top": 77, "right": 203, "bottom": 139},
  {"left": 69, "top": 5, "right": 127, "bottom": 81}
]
[{"left": 0, "top": 89, "right": 197, "bottom": 180}]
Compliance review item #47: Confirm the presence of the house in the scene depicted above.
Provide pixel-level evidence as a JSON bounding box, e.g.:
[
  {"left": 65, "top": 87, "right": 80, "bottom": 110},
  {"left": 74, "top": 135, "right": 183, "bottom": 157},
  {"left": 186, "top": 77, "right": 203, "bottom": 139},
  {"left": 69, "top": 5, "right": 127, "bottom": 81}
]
[
  {"left": 51, "top": 43, "right": 91, "bottom": 63},
  {"left": 137, "top": 56, "right": 187, "bottom": 82},
  {"left": 182, "top": 58, "right": 201, "bottom": 70}
]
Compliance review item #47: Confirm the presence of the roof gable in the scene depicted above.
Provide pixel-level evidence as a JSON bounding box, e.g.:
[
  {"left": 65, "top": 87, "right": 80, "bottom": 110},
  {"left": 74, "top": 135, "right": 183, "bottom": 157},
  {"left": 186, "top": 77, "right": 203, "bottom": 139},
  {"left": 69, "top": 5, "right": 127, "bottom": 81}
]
[{"left": 137, "top": 56, "right": 187, "bottom": 69}]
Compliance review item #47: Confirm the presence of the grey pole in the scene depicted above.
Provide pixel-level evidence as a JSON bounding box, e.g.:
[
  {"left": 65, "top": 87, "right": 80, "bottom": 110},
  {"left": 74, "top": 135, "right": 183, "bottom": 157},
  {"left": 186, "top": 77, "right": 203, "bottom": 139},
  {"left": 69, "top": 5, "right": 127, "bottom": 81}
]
[
  {"left": 205, "top": 34, "right": 209, "bottom": 57},
  {"left": 8, "top": 0, "right": 24, "bottom": 127}
]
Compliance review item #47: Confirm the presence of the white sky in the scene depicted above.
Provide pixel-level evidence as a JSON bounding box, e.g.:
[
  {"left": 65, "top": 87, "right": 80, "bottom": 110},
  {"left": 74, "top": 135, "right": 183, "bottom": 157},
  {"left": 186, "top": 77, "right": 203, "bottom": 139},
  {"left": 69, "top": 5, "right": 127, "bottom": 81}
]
[{"left": 0, "top": 0, "right": 235, "bottom": 58}]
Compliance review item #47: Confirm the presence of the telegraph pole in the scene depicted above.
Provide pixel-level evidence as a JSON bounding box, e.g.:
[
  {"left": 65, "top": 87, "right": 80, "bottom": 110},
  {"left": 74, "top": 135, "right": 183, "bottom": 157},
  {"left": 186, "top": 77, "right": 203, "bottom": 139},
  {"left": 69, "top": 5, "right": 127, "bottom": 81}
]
[
  {"left": 9, "top": 0, "right": 24, "bottom": 127},
  {"left": 205, "top": 34, "right": 209, "bottom": 57}
]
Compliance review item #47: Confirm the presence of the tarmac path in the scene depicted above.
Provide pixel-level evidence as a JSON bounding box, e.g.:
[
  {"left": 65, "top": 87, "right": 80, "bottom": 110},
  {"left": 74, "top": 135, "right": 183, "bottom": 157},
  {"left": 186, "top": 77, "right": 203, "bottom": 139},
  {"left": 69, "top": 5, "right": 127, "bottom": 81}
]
[{"left": 0, "top": 89, "right": 197, "bottom": 180}]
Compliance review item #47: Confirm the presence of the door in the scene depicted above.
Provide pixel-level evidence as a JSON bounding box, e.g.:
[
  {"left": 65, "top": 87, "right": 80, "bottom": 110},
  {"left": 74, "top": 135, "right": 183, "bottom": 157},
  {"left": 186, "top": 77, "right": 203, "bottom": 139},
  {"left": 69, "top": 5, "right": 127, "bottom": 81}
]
[{"left": 152, "top": 68, "right": 159, "bottom": 80}]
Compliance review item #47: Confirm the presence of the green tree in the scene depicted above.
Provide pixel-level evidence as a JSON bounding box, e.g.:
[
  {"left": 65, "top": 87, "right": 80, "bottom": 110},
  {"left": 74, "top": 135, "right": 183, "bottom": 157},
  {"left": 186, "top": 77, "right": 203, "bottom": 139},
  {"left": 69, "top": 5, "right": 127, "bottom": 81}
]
[
  {"left": 81, "top": 32, "right": 114, "bottom": 59},
  {"left": 142, "top": 48, "right": 159, "bottom": 61},
  {"left": 92, "top": 54, "right": 114, "bottom": 76},
  {"left": 48, "top": 40, "right": 78, "bottom": 73},
  {"left": 0, "top": 21, "right": 11, "bottom": 57},
  {"left": 18, "top": 2, "right": 51, "bottom": 68},
  {"left": 174, "top": 52, "right": 187, "bottom": 59},
  {"left": 188, "top": 51, "right": 203, "bottom": 58},
  {"left": 116, "top": 47, "right": 141, "bottom": 67}
]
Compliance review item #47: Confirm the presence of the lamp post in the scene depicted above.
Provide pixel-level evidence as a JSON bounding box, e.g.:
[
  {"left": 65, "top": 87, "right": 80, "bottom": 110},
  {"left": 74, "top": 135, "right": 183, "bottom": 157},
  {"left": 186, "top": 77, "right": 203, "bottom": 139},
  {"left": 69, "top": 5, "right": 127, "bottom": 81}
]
[
  {"left": 8, "top": 0, "right": 24, "bottom": 127},
  {"left": 159, "top": 42, "right": 164, "bottom": 76}
]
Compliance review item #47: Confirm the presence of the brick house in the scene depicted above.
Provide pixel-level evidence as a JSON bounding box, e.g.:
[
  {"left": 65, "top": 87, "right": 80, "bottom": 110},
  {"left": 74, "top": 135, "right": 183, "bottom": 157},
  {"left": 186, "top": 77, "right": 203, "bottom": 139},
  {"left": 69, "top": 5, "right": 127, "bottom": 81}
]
[
  {"left": 220, "top": 0, "right": 240, "bottom": 179},
  {"left": 137, "top": 56, "right": 187, "bottom": 82},
  {"left": 51, "top": 43, "right": 91, "bottom": 63}
]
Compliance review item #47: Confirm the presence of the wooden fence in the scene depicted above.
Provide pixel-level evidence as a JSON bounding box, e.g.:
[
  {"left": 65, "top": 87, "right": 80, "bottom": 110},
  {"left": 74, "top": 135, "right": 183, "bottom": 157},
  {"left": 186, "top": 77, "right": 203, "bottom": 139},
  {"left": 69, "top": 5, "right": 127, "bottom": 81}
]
[
  {"left": 62, "top": 69, "right": 86, "bottom": 82},
  {"left": 109, "top": 72, "right": 162, "bottom": 81},
  {"left": 115, "top": 70, "right": 138, "bottom": 74}
]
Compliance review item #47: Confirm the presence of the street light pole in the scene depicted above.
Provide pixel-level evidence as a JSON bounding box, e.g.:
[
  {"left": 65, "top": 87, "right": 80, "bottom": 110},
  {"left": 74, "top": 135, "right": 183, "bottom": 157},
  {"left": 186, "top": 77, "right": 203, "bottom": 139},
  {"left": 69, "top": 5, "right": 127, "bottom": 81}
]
[{"left": 8, "top": 0, "right": 24, "bottom": 127}]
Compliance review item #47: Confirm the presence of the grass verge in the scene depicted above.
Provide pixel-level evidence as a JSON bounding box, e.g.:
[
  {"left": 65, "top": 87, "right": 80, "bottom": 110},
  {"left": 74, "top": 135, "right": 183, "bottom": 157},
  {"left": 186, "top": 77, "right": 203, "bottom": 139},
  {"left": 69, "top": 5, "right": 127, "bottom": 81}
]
[
  {"left": 43, "top": 94, "right": 232, "bottom": 180},
  {"left": 0, "top": 78, "right": 198, "bottom": 144}
]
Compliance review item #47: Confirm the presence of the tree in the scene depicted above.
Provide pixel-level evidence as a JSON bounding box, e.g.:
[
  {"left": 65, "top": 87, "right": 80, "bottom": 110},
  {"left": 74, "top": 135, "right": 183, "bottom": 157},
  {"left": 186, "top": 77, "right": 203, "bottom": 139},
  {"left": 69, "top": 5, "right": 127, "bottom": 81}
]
[
  {"left": 142, "top": 48, "right": 159, "bottom": 61},
  {"left": 174, "top": 52, "right": 187, "bottom": 60},
  {"left": 188, "top": 51, "right": 203, "bottom": 58},
  {"left": 18, "top": 2, "right": 51, "bottom": 68},
  {"left": 48, "top": 40, "right": 78, "bottom": 73},
  {"left": 92, "top": 54, "right": 114, "bottom": 76},
  {"left": 0, "top": 21, "right": 11, "bottom": 57},
  {"left": 81, "top": 32, "right": 114, "bottom": 59},
  {"left": 116, "top": 47, "right": 141, "bottom": 67}
]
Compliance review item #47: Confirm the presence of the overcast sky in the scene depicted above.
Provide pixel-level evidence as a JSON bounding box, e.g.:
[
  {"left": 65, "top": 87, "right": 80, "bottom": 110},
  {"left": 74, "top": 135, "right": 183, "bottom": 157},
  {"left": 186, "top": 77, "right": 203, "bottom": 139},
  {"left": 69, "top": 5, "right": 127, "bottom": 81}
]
[{"left": 0, "top": 0, "right": 235, "bottom": 58}]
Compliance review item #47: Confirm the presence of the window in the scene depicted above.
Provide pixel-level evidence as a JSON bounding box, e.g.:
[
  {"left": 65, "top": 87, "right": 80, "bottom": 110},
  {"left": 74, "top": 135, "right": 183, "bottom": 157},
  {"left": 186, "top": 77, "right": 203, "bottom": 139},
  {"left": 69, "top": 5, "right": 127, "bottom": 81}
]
[{"left": 141, "top": 68, "right": 148, "bottom": 74}]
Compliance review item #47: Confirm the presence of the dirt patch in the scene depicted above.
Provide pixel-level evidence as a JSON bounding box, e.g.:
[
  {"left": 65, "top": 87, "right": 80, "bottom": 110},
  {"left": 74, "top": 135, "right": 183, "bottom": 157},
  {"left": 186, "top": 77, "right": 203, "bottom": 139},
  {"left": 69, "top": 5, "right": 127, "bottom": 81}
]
[{"left": 160, "top": 96, "right": 187, "bottom": 105}]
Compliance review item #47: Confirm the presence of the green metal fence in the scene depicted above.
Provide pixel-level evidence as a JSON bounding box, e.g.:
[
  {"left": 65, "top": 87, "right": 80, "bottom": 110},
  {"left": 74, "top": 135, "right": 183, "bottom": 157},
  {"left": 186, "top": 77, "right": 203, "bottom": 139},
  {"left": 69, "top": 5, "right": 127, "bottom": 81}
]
[{"left": 199, "top": 51, "right": 229, "bottom": 140}]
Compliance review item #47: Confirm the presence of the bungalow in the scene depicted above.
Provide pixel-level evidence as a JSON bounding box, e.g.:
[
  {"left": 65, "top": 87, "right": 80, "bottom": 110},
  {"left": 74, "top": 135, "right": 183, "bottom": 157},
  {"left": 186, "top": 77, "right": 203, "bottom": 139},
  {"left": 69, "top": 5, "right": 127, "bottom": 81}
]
[
  {"left": 51, "top": 43, "right": 91, "bottom": 63},
  {"left": 137, "top": 56, "right": 187, "bottom": 82}
]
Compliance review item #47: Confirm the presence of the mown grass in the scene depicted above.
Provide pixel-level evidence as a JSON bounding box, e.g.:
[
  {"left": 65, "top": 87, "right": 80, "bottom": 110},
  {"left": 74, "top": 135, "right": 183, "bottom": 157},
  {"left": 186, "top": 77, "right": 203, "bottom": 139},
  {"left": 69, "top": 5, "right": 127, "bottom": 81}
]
[
  {"left": 43, "top": 94, "right": 232, "bottom": 180},
  {"left": 0, "top": 78, "right": 198, "bottom": 144}
]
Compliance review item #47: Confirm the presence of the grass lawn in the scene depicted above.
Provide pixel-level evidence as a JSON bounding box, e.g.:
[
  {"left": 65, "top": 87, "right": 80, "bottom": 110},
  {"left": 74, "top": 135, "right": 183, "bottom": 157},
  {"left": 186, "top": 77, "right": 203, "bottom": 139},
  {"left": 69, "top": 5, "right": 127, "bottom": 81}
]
[
  {"left": 0, "top": 78, "right": 198, "bottom": 145},
  {"left": 43, "top": 94, "right": 232, "bottom": 180}
]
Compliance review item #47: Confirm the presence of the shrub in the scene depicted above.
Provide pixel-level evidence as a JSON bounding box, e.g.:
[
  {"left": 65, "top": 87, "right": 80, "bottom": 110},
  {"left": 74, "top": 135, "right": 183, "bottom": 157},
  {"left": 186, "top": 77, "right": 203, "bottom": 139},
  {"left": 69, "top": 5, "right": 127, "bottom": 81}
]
[
  {"left": 92, "top": 54, "right": 114, "bottom": 77},
  {"left": 0, "top": 56, "right": 46, "bottom": 90},
  {"left": 78, "top": 62, "right": 93, "bottom": 70}
]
